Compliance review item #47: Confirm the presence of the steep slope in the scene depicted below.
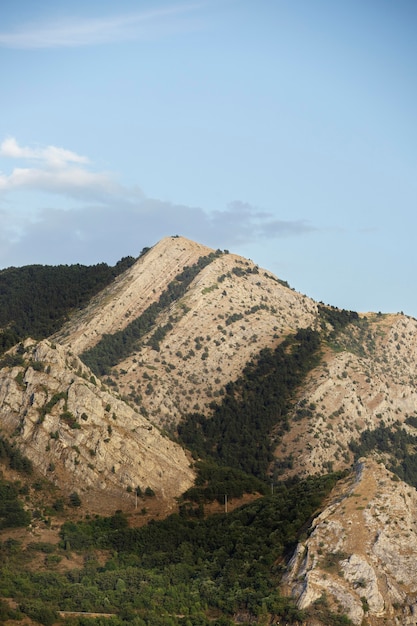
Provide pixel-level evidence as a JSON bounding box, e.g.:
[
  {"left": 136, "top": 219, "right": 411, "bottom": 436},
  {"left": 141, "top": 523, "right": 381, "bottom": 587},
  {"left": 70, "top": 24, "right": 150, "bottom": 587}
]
[
  {"left": 54, "top": 237, "right": 216, "bottom": 355},
  {"left": 56, "top": 236, "right": 319, "bottom": 428},
  {"left": 0, "top": 339, "right": 194, "bottom": 515},
  {"left": 284, "top": 458, "right": 417, "bottom": 625}
]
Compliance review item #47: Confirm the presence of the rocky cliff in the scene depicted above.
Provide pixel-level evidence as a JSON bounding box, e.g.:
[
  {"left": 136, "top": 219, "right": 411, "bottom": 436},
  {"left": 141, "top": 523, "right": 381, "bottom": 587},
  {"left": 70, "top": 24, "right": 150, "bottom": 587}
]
[
  {"left": 284, "top": 458, "right": 417, "bottom": 625},
  {"left": 0, "top": 338, "right": 194, "bottom": 514}
]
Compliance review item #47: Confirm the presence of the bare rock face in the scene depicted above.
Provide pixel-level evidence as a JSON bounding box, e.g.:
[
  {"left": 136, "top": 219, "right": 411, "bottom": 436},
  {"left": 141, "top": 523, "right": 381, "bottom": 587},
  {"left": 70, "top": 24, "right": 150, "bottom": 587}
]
[
  {"left": 0, "top": 339, "right": 194, "bottom": 513},
  {"left": 54, "top": 237, "right": 217, "bottom": 355},
  {"left": 283, "top": 459, "right": 417, "bottom": 625}
]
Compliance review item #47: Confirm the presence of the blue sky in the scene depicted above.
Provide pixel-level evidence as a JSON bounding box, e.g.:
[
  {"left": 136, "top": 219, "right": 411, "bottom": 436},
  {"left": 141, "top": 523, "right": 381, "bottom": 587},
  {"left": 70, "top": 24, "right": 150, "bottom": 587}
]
[{"left": 0, "top": 1, "right": 416, "bottom": 317}]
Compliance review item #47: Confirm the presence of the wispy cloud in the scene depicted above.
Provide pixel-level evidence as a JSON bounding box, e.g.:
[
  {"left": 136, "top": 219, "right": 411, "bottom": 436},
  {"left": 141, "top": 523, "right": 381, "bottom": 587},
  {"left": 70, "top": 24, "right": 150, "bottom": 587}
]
[
  {"left": 0, "top": 4, "right": 203, "bottom": 49},
  {"left": 0, "top": 137, "right": 89, "bottom": 167},
  {"left": 0, "top": 200, "right": 315, "bottom": 269},
  {"left": 0, "top": 138, "right": 315, "bottom": 268},
  {"left": 0, "top": 137, "right": 139, "bottom": 202},
  {"left": 211, "top": 201, "right": 315, "bottom": 241}
]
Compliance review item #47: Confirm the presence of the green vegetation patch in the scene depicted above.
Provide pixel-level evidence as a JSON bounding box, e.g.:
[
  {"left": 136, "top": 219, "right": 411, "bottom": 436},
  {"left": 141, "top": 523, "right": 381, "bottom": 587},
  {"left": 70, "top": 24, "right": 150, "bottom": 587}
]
[
  {"left": 0, "top": 480, "right": 31, "bottom": 529},
  {"left": 0, "top": 434, "right": 33, "bottom": 474},
  {"left": 350, "top": 422, "right": 417, "bottom": 488},
  {"left": 0, "top": 257, "right": 137, "bottom": 358},
  {"left": 178, "top": 328, "right": 322, "bottom": 478},
  {"left": 181, "top": 461, "right": 268, "bottom": 507},
  {"left": 318, "top": 304, "right": 359, "bottom": 340}
]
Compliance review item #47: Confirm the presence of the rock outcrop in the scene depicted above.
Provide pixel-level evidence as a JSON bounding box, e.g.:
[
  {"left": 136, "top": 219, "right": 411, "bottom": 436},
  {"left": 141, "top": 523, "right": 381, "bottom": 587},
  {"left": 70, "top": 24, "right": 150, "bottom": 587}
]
[
  {"left": 284, "top": 458, "right": 417, "bottom": 624},
  {"left": 0, "top": 339, "right": 194, "bottom": 514}
]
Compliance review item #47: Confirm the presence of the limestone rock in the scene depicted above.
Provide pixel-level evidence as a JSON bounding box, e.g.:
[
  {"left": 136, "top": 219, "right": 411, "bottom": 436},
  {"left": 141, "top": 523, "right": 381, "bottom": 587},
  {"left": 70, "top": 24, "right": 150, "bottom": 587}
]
[
  {"left": 0, "top": 339, "right": 194, "bottom": 513},
  {"left": 284, "top": 459, "right": 417, "bottom": 624}
]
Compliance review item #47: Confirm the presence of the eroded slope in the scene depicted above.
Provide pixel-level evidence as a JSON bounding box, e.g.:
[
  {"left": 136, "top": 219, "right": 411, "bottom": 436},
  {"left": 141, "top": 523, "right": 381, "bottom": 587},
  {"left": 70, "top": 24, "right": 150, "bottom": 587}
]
[
  {"left": 0, "top": 339, "right": 194, "bottom": 514},
  {"left": 284, "top": 458, "right": 417, "bottom": 625}
]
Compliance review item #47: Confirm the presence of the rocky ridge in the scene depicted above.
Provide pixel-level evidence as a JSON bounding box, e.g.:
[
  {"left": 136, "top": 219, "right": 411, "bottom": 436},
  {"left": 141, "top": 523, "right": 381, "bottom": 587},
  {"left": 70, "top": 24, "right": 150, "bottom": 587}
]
[
  {"left": 54, "top": 237, "right": 216, "bottom": 355},
  {"left": 0, "top": 339, "right": 194, "bottom": 514}
]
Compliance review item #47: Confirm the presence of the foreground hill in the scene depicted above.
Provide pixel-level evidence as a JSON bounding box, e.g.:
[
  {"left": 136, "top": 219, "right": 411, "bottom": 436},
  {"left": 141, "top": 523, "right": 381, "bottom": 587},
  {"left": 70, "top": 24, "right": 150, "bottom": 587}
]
[{"left": 285, "top": 458, "right": 417, "bottom": 625}]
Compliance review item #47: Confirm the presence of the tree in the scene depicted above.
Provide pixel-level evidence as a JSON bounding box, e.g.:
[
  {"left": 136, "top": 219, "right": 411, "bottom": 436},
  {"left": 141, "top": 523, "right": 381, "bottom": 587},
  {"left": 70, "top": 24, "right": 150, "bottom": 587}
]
[{"left": 69, "top": 492, "right": 82, "bottom": 507}]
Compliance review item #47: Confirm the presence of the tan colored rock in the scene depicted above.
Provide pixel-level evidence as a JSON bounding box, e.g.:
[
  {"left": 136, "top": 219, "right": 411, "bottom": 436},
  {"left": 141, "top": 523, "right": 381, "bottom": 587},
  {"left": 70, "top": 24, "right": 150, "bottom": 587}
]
[
  {"left": 0, "top": 339, "right": 194, "bottom": 513},
  {"left": 54, "top": 236, "right": 318, "bottom": 427},
  {"left": 284, "top": 459, "right": 417, "bottom": 624},
  {"left": 54, "top": 236, "right": 216, "bottom": 355}
]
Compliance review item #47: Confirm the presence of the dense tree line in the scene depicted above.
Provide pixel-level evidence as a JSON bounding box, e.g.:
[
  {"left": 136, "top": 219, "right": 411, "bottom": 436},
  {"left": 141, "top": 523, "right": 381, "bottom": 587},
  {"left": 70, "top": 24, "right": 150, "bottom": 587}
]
[
  {"left": 181, "top": 461, "right": 268, "bottom": 507},
  {"left": 178, "top": 328, "right": 322, "bottom": 478},
  {"left": 0, "top": 435, "right": 33, "bottom": 529},
  {"left": 81, "top": 251, "right": 223, "bottom": 375},
  {"left": 318, "top": 304, "right": 359, "bottom": 338},
  {"left": 0, "top": 434, "right": 33, "bottom": 474},
  {"left": 0, "top": 481, "right": 31, "bottom": 529},
  {"left": 0, "top": 257, "right": 136, "bottom": 356},
  {"left": 21, "top": 471, "right": 344, "bottom": 625},
  {"left": 0, "top": 439, "right": 31, "bottom": 532},
  {"left": 349, "top": 422, "right": 417, "bottom": 488}
]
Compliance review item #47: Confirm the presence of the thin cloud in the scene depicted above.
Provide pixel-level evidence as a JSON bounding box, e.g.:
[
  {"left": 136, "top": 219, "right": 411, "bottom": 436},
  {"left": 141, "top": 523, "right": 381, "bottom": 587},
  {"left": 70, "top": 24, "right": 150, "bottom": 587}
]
[
  {"left": 0, "top": 138, "right": 316, "bottom": 268},
  {"left": 213, "top": 201, "right": 315, "bottom": 241},
  {"left": 0, "top": 137, "right": 89, "bottom": 167},
  {"left": 0, "top": 166, "right": 122, "bottom": 201},
  {"left": 0, "top": 198, "right": 316, "bottom": 269},
  {"left": 257, "top": 218, "right": 314, "bottom": 237},
  {"left": 0, "top": 137, "right": 140, "bottom": 203},
  {"left": 0, "top": 4, "right": 203, "bottom": 49}
]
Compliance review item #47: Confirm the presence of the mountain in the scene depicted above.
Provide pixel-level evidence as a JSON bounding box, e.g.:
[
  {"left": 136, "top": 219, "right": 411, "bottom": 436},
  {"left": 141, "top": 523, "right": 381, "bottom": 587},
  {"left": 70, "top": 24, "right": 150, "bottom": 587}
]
[
  {"left": 54, "top": 236, "right": 318, "bottom": 428},
  {"left": 1, "top": 235, "right": 417, "bottom": 625}
]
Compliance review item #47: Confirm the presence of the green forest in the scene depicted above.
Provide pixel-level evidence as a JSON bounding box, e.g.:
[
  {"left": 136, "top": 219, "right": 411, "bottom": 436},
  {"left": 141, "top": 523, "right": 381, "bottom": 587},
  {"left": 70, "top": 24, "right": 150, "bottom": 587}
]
[
  {"left": 0, "top": 465, "right": 349, "bottom": 626},
  {"left": 178, "top": 328, "right": 322, "bottom": 478},
  {"left": 0, "top": 257, "right": 136, "bottom": 357},
  {"left": 350, "top": 420, "right": 417, "bottom": 488}
]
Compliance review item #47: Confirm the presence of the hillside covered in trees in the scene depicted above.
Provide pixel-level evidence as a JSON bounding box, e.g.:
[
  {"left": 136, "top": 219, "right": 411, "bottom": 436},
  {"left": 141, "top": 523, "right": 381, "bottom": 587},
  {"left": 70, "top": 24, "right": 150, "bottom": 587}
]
[{"left": 0, "top": 257, "right": 136, "bottom": 355}]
